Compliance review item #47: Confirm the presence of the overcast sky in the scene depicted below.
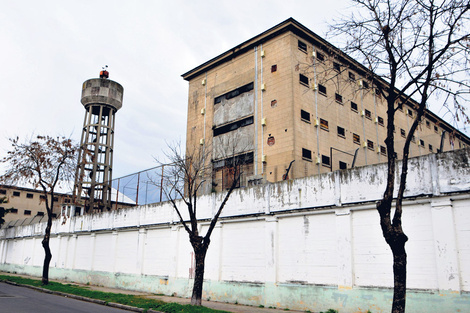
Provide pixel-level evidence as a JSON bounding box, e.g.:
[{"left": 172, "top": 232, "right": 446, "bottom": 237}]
[{"left": 0, "top": 0, "right": 356, "bottom": 178}]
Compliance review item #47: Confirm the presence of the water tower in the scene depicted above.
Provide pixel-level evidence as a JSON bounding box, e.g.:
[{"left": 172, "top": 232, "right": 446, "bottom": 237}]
[{"left": 74, "top": 67, "right": 124, "bottom": 213}]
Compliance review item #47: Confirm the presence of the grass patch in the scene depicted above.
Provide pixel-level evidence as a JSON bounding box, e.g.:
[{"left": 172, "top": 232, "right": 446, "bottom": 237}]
[{"left": 0, "top": 275, "right": 230, "bottom": 313}]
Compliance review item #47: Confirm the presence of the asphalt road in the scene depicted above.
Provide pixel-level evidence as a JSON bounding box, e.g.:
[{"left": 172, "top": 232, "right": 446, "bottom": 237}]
[{"left": 0, "top": 282, "right": 132, "bottom": 313}]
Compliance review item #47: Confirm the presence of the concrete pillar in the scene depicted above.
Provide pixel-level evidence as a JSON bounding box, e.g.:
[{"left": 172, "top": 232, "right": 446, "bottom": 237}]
[
  {"left": 431, "top": 199, "right": 460, "bottom": 292},
  {"left": 169, "top": 225, "right": 181, "bottom": 278},
  {"left": 70, "top": 234, "right": 77, "bottom": 269},
  {"left": 110, "top": 231, "right": 118, "bottom": 273},
  {"left": 264, "top": 216, "right": 278, "bottom": 283},
  {"left": 336, "top": 208, "right": 353, "bottom": 288},
  {"left": 89, "top": 233, "right": 96, "bottom": 271},
  {"left": 137, "top": 228, "right": 147, "bottom": 274}
]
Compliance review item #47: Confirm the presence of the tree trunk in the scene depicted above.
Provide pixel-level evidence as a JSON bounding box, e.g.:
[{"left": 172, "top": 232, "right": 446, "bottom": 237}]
[
  {"left": 41, "top": 215, "right": 53, "bottom": 285},
  {"left": 191, "top": 248, "right": 207, "bottom": 305},
  {"left": 391, "top": 243, "right": 407, "bottom": 313}
]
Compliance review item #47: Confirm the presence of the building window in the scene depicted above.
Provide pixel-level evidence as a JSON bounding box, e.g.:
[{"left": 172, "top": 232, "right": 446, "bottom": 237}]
[
  {"left": 301, "top": 109, "right": 311, "bottom": 122},
  {"left": 353, "top": 133, "right": 360, "bottom": 144},
  {"left": 37, "top": 212, "right": 45, "bottom": 216},
  {"left": 335, "top": 93, "right": 343, "bottom": 103},
  {"left": 213, "top": 116, "right": 254, "bottom": 136},
  {"left": 318, "top": 84, "right": 327, "bottom": 95},
  {"left": 40, "top": 195, "right": 46, "bottom": 200},
  {"left": 24, "top": 210, "right": 31, "bottom": 216},
  {"left": 333, "top": 62, "right": 341, "bottom": 72},
  {"left": 348, "top": 72, "right": 356, "bottom": 81},
  {"left": 400, "top": 128, "right": 406, "bottom": 138},
  {"left": 362, "top": 81, "right": 369, "bottom": 89},
  {"left": 8, "top": 208, "right": 18, "bottom": 214},
  {"left": 53, "top": 197, "right": 58, "bottom": 202},
  {"left": 320, "top": 118, "right": 329, "bottom": 131},
  {"left": 27, "top": 193, "right": 34, "bottom": 199},
  {"left": 407, "top": 109, "right": 413, "bottom": 117},
  {"left": 411, "top": 135, "right": 416, "bottom": 143},
  {"left": 214, "top": 82, "right": 254, "bottom": 104},
  {"left": 434, "top": 125, "right": 439, "bottom": 133},
  {"left": 364, "top": 109, "right": 372, "bottom": 120},
  {"left": 322, "top": 155, "right": 331, "bottom": 167},
  {"left": 0, "top": 189, "right": 5, "bottom": 195},
  {"left": 302, "top": 148, "right": 312, "bottom": 161},
  {"left": 375, "top": 88, "right": 382, "bottom": 97},
  {"left": 426, "top": 120, "right": 431, "bottom": 128},
  {"left": 367, "top": 140, "right": 374, "bottom": 150},
  {"left": 378, "top": 116, "right": 384, "bottom": 126},
  {"left": 351, "top": 101, "right": 358, "bottom": 112},
  {"left": 316, "top": 51, "right": 325, "bottom": 62},
  {"left": 299, "top": 74, "right": 309, "bottom": 87},
  {"left": 271, "top": 64, "right": 277, "bottom": 73},
  {"left": 298, "top": 40, "right": 307, "bottom": 53},
  {"left": 429, "top": 144, "right": 433, "bottom": 152},
  {"left": 271, "top": 99, "right": 277, "bottom": 107},
  {"left": 420, "top": 139, "right": 425, "bottom": 147},
  {"left": 339, "top": 161, "right": 347, "bottom": 170},
  {"left": 337, "top": 126, "right": 345, "bottom": 138},
  {"left": 13, "top": 191, "right": 20, "bottom": 197},
  {"left": 380, "top": 145, "right": 387, "bottom": 155}
]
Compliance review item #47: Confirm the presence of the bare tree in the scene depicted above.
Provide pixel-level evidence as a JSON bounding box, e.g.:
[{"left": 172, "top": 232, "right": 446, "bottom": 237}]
[
  {"left": 158, "top": 141, "right": 243, "bottom": 306},
  {"left": 331, "top": 1, "right": 470, "bottom": 312},
  {"left": 0, "top": 135, "right": 78, "bottom": 284}
]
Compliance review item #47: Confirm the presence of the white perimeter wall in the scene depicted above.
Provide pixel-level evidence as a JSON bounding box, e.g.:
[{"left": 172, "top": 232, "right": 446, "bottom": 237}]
[{"left": 1, "top": 149, "right": 470, "bottom": 312}]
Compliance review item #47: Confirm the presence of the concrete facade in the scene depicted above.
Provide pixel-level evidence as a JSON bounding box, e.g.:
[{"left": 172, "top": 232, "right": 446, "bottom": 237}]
[
  {"left": 0, "top": 185, "right": 72, "bottom": 224},
  {"left": 1, "top": 149, "right": 470, "bottom": 312},
  {"left": 182, "top": 18, "right": 470, "bottom": 193}
]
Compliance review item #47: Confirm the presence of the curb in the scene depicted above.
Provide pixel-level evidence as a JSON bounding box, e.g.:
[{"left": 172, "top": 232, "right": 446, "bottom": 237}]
[{"left": 3, "top": 280, "right": 163, "bottom": 312}]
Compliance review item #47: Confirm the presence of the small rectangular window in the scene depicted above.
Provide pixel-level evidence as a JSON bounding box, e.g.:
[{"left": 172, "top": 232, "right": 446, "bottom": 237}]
[
  {"left": 411, "top": 135, "right": 416, "bottom": 143},
  {"left": 362, "top": 81, "right": 369, "bottom": 89},
  {"left": 13, "top": 191, "right": 20, "bottom": 197},
  {"left": 339, "top": 161, "right": 347, "bottom": 170},
  {"left": 335, "top": 93, "right": 343, "bottom": 103},
  {"left": 351, "top": 101, "right": 358, "bottom": 112},
  {"left": 365, "top": 109, "right": 372, "bottom": 120},
  {"left": 434, "top": 125, "right": 439, "bottom": 133},
  {"left": 24, "top": 210, "right": 31, "bottom": 216},
  {"left": 0, "top": 189, "right": 6, "bottom": 195},
  {"left": 377, "top": 116, "right": 384, "bottom": 126},
  {"left": 298, "top": 40, "right": 307, "bottom": 53},
  {"left": 400, "top": 129, "right": 406, "bottom": 138},
  {"left": 420, "top": 139, "right": 425, "bottom": 147},
  {"left": 37, "top": 212, "right": 44, "bottom": 216},
  {"left": 429, "top": 144, "right": 433, "bottom": 152},
  {"left": 375, "top": 88, "right": 382, "bottom": 97},
  {"left": 320, "top": 118, "right": 329, "bottom": 131},
  {"left": 9, "top": 208, "right": 18, "bottom": 214},
  {"left": 27, "top": 193, "right": 34, "bottom": 199},
  {"left": 301, "top": 109, "right": 310, "bottom": 122},
  {"left": 353, "top": 133, "right": 360, "bottom": 144},
  {"left": 316, "top": 51, "right": 325, "bottom": 62},
  {"left": 337, "top": 126, "right": 345, "bottom": 138},
  {"left": 299, "top": 74, "right": 309, "bottom": 86},
  {"left": 407, "top": 109, "right": 413, "bottom": 117},
  {"left": 322, "top": 155, "right": 331, "bottom": 167},
  {"left": 302, "top": 148, "right": 312, "bottom": 161},
  {"left": 380, "top": 145, "right": 387, "bottom": 156},
  {"left": 271, "top": 64, "right": 277, "bottom": 73},
  {"left": 367, "top": 140, "right": 374, "bottom": 150},
  {"left": 40, "top": 195, "right": 46, "bottom": 200},
  {"left": 348, "top": 72, "right": 356, "bottom": 81},
  {"left": 53, "top": 197, "right": 58, "bottom": 202},
  {"left": 318, "top": 84, "right": 327, "bottom": 95},
  {"left": 333, "top": 62, "right": 341, "bottom": 72},
  {"left": 426, "top": 120, "right": 431, "bottom": 128}
]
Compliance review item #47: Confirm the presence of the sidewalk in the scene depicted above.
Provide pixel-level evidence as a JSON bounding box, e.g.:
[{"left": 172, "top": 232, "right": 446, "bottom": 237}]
[{"left": 1, "top": 272, "right": 306, "bottom": 313}]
